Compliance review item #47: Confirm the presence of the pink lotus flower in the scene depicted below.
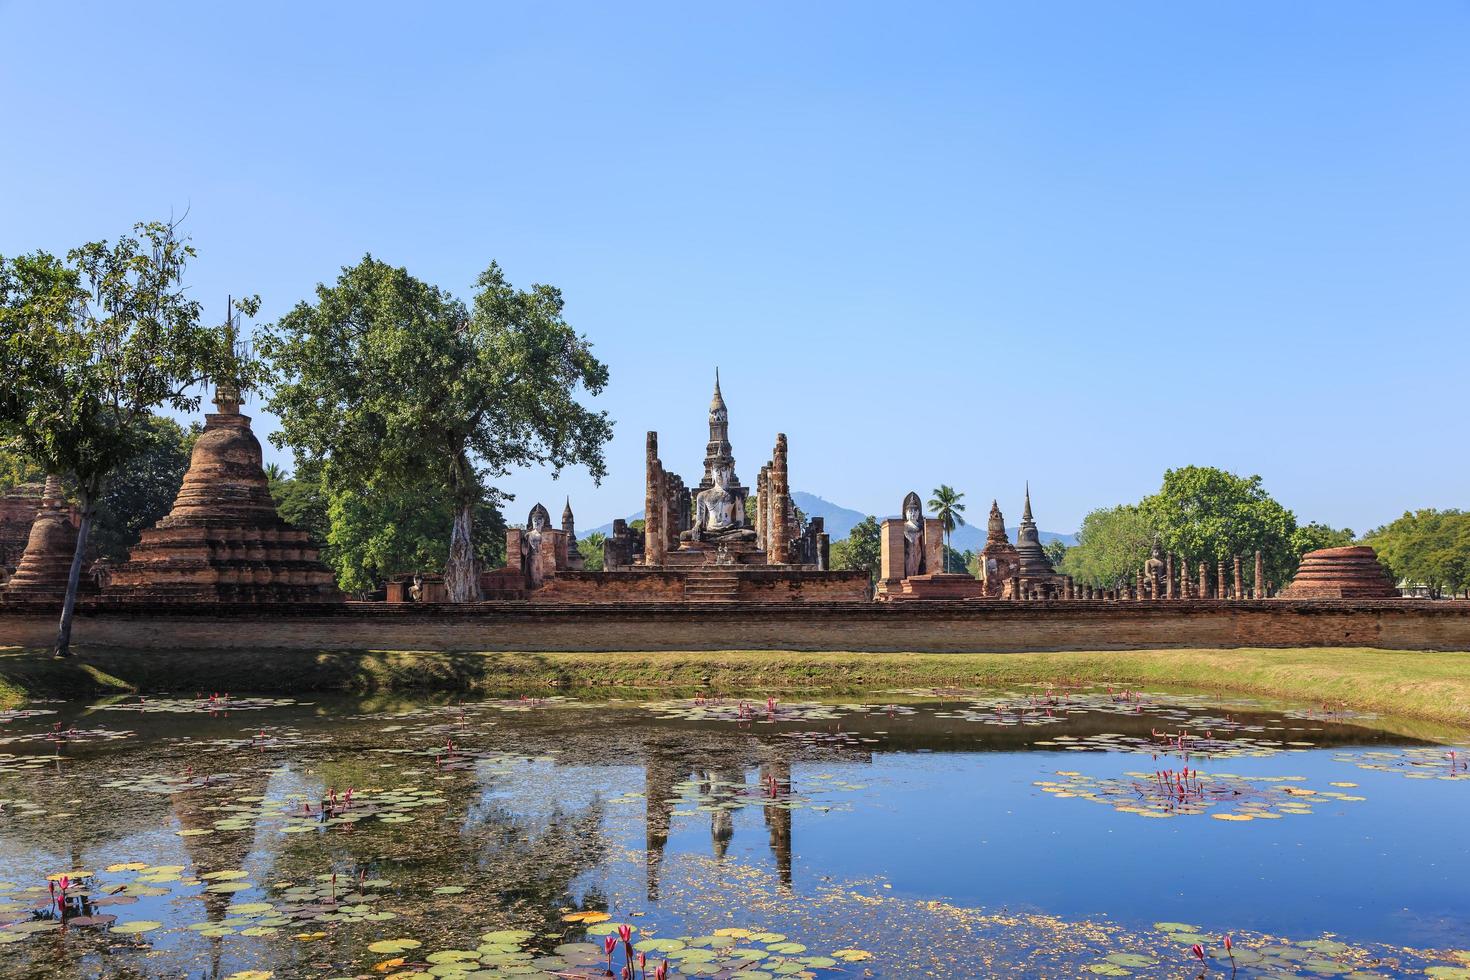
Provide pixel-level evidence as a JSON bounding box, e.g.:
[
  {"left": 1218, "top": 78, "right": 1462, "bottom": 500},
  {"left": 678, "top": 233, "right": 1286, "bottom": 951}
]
[
  {"left": 618, "top": 924, "right": 632, "bottom": 943},
  {"left": 1191, "top": 943, "right": 1205, "bottom": 962},
  {"left": 604, "top": 936, "right": 618, "bottom": 955}
]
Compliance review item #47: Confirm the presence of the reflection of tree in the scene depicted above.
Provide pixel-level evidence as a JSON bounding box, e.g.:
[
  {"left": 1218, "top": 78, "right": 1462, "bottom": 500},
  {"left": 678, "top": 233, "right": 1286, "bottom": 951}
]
[{"left": 760, "top": 752, "right": 793, "bottom": 890}]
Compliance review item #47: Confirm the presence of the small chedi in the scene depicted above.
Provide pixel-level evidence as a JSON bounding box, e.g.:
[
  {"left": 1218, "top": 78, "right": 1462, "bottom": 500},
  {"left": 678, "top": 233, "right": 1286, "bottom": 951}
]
[
  {"left": 1012, "top": 485, "right": 1067, "bottom": 599},
  {"left": 977, "top": 500, "right": 1021, "bottom": 598},
  {"left": 1280, "top": 545, "right": 1399, "bottom": 599},
  {"left": 106, "top": 385, "right": 341, "bottom": 603},
  {"left": 0, "top": 481, "right": 49, "bottom": 581},
  {"left": 3, "top": 475, "right": 78, "bottom": 596}
]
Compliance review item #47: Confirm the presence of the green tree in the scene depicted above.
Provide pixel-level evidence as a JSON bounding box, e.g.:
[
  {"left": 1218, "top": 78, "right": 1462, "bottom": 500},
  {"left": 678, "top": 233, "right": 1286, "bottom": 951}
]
[
  {"left": 1060, "top": 504, "right": 1157, "bottom": 587},
  {"left": 1043, "top": 538, "right": 1068, "bottom": 569},
  {"left": 0, "top": 221, "right": 252, "bottom": 657},
  {"left": 261, "top": 256, "right": 611, "bottom": 602},
  {"left": 1141, "top": 466, "right": 1299, "bottom": 586},
  {"left": 1363, "top": 509, "right": 1470, "bottom": 599},
  {"left": 90, "top": 415, "right": 198, "bottom": 560},
  {"left": 577, "top": 531, "right": 606, "bottom": 571},
  {"left": 830, "top": 514, "right": 881, "bottom": 582},
  {"left": 945, "top": 545, "right": 973, "bottom": 578},
  {"left": 1290, "top": 521, "right": 1355, "bottom": 558},
  {"left": 927, "top": 485, "right": 966, "bottom": 573}
]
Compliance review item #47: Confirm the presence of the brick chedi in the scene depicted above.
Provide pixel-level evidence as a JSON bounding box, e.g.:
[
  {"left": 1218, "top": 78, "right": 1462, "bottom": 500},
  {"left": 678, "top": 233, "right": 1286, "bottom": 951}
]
[
  {"left": 1280, "top": 546, "right": 1399, "bottom": 599},
  {"left": 1012, "top": 485, "right": 1066, "bottom": 599},
  {"left": 107, "top": 386, "right": 341, "bottom": 603},
  {"left": 3, "top": 475, "right": 78, "bottom": 596},
  {"left": 0, "top": 482, "right": 46, "bottom": 578}
]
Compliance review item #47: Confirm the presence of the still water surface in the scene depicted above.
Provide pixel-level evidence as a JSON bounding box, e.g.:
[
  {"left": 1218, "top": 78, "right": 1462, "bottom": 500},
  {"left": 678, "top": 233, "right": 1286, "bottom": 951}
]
[{"left": 0, "top": 685, "right": 1466, "bottom": 978}]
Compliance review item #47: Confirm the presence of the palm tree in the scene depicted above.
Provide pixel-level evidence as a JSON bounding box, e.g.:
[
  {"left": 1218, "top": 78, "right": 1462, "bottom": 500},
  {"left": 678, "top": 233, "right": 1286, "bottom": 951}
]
[
  {"left": 928, "top": 485, "right": 966, "bottom": 573},
  {"left": 263, "top": 462, "right": 287, "bottom": 484}
]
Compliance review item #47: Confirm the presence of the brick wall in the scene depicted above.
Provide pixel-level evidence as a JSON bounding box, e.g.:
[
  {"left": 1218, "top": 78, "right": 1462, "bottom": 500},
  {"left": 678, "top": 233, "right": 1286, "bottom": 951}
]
[{"left": 2, "top": 598, "right": 1469, "bottom": 652}]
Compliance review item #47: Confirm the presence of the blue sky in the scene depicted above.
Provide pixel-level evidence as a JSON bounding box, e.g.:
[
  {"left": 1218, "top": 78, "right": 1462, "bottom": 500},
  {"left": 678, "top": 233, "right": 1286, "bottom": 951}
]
[{"left": 3, "top": 2, "right": 1466, "bottom": 535}]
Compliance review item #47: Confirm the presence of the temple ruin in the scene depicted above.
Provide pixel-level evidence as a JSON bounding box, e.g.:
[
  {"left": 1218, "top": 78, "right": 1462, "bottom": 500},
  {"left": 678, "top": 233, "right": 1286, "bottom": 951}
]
[
  {"left": 105, "top": 384, "right": 342, "bottom": 603},
  {"left": 3, "top": 475, "right": 79, "bottom": 596}
]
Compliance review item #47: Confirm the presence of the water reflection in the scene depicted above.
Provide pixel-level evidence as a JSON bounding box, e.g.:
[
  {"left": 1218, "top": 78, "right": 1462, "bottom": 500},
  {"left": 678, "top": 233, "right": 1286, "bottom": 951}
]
[{"left": 0, "top": 690, "right": 1465, "bottom": 979}]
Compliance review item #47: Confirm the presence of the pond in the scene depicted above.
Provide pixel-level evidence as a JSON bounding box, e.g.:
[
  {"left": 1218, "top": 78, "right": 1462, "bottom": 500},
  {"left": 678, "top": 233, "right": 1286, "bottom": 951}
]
[{"left": 0, "top": 683, "right": 1467, "bottom": 978}]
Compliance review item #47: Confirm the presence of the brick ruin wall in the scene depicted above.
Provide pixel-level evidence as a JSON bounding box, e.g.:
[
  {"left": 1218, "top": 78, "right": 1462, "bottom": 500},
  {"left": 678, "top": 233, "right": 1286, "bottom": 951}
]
[{"left": 2, "top": 599, "right": 1468, "bottom": 653}]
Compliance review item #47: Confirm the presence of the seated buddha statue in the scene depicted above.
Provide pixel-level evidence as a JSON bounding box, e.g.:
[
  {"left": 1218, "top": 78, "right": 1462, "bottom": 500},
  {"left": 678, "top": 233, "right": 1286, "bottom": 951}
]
[{"left": 684, "top": 463, "right": 756, "bottom": 544}]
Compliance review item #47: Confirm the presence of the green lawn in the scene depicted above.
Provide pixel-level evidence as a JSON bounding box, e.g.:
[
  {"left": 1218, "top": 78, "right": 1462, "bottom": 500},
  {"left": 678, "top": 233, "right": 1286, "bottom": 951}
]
[{"left": 2, "top": 645, "right": 1468, "bottom": 728}]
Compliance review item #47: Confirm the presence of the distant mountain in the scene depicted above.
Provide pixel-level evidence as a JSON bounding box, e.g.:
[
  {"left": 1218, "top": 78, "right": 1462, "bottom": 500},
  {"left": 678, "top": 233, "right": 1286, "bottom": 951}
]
[
  {"left": 584, "top": 491, "right": 1076, "bottom": 548},
  {"left": 790, "top": 492, "right": 865, "bottom": 540},
  {"left": 950, "top": 523, "right": 1077, "bottom": 552}
]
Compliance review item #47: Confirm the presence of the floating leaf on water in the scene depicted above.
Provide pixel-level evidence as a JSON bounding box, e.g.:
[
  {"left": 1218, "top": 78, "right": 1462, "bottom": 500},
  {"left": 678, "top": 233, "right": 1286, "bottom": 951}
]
[
  {"left": 831, "top": 949, "right": 873, "bottom": 962},
  {"left": 367, "top": 938, "right": 422, "bottom": 954},
  {"left": 110, "top": 920, "right": 163, "bottom": 934},
  {"left": 562, "top": 910, "right": 610, "bottom": 924}
]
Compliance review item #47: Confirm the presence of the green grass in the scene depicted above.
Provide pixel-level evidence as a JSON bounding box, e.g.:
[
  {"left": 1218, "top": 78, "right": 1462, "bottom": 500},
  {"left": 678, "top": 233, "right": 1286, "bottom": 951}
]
[{"left": 2, "top": 645, "right": 1468, "bottom": 729}]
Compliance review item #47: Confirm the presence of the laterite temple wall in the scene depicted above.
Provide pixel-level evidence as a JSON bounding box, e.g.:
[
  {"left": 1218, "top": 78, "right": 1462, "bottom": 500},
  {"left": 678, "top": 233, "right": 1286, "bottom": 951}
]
[{"left": 2, "top": 599, "right": 1469, "bottom": 652}]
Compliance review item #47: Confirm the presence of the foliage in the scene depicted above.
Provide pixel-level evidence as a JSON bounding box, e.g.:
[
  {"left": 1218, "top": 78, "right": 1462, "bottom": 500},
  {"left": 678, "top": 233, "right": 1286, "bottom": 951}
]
[
  {"left": 1363, "top": 509, "right": 1470, "bottom": 598},
  {"left": 1290, "top": 521, "right": 1355, "bottom": 556},
  {"left": 1060, "top": 505, "right": 1158, "bottom": 587},
  {"left": 261, "top": 256, "right": 611, "bottom": 602},
  {"left": 928, "top": 485, "right": 966, "bottom": 573},
  {"left": 945, "top": 546, "right": 974, "bottom": 578},
  {"left": 629, "top": 518, "right": 646, "bottom": 536},
  {"left": 1043, "top": 538, "right": 1068, "bottom": 570},
  {"left": 0, "top": 450, "right": 44, "bottom": 490},
  {"left": 830, "top": 515, "right": 881, "bottom": 581},
  {"left": 1141, "top": 466, "right": 1299, "bottom": 587},
  {"left": 269, "top": 460, "right": 505, "bottom": 594},
  {"left": 0, "top": 220, "right": 254, "bottom": 656},
  {"left": 577, "top": 531, "right": 606, "bottom": 571},
  {"left": 90, "top": 415, "right": 198, "bottom": 561}
]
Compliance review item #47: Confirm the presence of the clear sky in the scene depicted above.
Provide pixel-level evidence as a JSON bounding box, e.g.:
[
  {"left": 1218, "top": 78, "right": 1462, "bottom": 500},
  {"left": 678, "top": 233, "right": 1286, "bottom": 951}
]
[{"left": 3, "top": 2, "right": 1466, "bottom": 535}]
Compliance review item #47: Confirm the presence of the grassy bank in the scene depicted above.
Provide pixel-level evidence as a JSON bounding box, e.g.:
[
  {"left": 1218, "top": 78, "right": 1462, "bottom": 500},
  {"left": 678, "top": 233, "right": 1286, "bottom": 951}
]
[{"left": 1, "top": 645, "right": 1469, "bottom": 727}]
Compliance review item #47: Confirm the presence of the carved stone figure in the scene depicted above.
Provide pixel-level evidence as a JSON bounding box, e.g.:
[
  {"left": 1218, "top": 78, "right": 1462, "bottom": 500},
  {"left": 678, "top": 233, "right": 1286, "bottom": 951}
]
[
  {"left": 902, "top": 491, "right": 926, "bottom": 578},
  {"left": 524, "top": 503, "right": 552, "bottom": 586},
  {"left": 690, "top": 463, "right": 755, "bottom": 543},
  {"left": 1145, "top": 535, "right": 1166, "bottom": 599}
]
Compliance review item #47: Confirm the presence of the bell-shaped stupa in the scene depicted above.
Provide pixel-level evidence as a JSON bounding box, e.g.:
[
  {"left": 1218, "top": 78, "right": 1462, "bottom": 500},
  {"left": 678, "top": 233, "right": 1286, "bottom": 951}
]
[
  {"left": 3, "top": 475, "right": 78, "bottom": 596},
  {"left": 107, "top": 384, "right": 341, "bottom": 602},
  {"left": 1280, "top": 546, "right": 1398, "bottom": 599}
]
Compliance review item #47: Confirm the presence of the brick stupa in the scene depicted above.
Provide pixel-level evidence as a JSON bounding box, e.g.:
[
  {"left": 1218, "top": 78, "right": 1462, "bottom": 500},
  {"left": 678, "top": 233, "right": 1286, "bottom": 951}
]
[
  {"left": 1280, "top": 546, "right": 1398, "bottom": 600},
  {"left": 107, "top": 386, "right": 342, "bottom": 603},
  {"left": 3, "top": 475, "right": 77, "bottom": 596}
]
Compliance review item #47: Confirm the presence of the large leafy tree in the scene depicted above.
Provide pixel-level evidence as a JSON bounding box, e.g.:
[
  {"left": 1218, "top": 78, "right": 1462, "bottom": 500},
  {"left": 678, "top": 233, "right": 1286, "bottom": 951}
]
[
  {"left": 89, "top": 415, "right": 199, "bottom": 561},
  {"left": 830, "top": 514, "right": 881, "bottom": 582},
  {"left": 1363, "top": 509, "right": 1470, "bottom": 599},
  {"left": 261, "top": 256, "right": 611, "bottom": 602},
  {"left": 1141, "top": 466, "right": 1299, "bottom": 587},
  {"left": 577, "top": 532, "right": 607, "bottom": 572},
  {"left": 0, "top": 220, "right": 252, "bottom": 657},
  {"left": 927, "top": 485, "right": 966, "bottom": 573},
  {"left": 1060, "top": 504, "right": 1158, "bottom": 587}
]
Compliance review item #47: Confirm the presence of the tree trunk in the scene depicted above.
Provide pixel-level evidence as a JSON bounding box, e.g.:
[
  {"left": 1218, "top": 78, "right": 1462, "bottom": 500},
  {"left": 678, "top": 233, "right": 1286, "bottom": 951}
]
[
  {"left": 444, "top": 501, "right": 480, "bottom": 603},
  {"left": 53, "top": 503, "right": 93, "bottom": 660}
]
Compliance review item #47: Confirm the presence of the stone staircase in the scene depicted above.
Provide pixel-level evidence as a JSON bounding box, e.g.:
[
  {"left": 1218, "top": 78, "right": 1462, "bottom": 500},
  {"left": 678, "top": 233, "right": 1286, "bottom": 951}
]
[{"left": 682, "top": 568, "right": 742, "bottom": 602}]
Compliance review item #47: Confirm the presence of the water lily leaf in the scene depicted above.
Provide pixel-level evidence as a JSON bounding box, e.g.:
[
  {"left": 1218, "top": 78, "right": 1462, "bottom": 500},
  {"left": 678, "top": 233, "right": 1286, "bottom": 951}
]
[
  {"left": 224, "top": 972, "right": 274, "bottom": 980},
  {"left": 368, "top": 939, "right": 422, "bottom": 954},
  {"left": 1105, "top": 954, "right": 1157, "bottom": 967},
  {"left": 111, "top": 920, "right": 163, "bottom": 934},
  {"left": 831, "top": 949, "right": 873, "bottom": 962},
  {"left": 562, "top": 910, "right": 610, "bottom": 924}
]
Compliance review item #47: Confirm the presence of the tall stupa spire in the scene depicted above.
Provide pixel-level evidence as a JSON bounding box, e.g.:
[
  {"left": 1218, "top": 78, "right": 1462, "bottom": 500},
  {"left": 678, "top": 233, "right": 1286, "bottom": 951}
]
[
  {"left": 700, "top": 368, "right": 740, "bottom": 492},
  {"left": 1023, "top": 481, "right": 1033, "bottom": 523}
]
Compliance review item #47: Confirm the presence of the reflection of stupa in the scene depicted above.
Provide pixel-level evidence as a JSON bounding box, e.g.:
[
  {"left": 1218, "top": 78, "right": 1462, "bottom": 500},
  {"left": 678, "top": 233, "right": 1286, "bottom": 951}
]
[{"left": 108, "top": 385, "right": 341, "bottom": 602}]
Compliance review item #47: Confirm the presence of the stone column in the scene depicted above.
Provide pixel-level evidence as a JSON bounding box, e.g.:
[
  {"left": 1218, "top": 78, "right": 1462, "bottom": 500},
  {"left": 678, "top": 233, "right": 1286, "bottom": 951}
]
[
  {"left": 755, "top": 465, "right": 769, "bottom": 550},
  {"left": 644, "top": 432, "right": 665, "bottom": 566},
  {"left": 1010, "top": 575, "right": 1021, "bottom": 599},
  {"left": 1216, "top": 560, "right": 1226, "bottom": 600},
  {"left": 1165, "top": 553, "right": 1174, "bottom": 599},
  {"left": 817, "top": 532, "right": 830, "bottom": 571},
  {"left": 1233, "top": 556, "right": 1244, "bottom": 600},
  {"left": 1254, "top": 551, "right": 1265, "bottom": 599},
  {"left": 878, "top": 520, "right": 906, "bottom": 584},
  {"left": 1199, "top": 561, "right": 1208, "bottom": 598},
  {"left": 768, "top": 434, "right": 790, "bottom": 565}
]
